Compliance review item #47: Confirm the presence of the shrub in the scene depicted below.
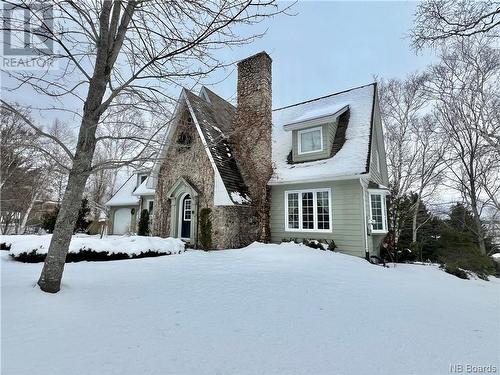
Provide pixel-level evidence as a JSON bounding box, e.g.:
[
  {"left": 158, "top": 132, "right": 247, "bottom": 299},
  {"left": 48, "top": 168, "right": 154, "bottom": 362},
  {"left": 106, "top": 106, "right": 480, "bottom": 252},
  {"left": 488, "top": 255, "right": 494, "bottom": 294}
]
[
  {"left": 11, "top": 249, "right": 179, "bottom": 263},
  {"left": 302, "top": 239, "right": 324, "bottom": 249},
  {"left": 442, "top": 265, "right": 469, "bottom": 280},
  {"left": 199, "top": 208, "right": 212, "bottom": 250},
  {"left": 437, "top": 227, "right": 496, "bottom": 280},
  {"left": 137, "top": 209, "right": 150, "bottom": 236},
  {"left": 326, "top": 240, "right": 337, "bottom": 251},
  {"left": 41, "top": 206, "right": 60, "bottom": 233},
  {"left": 282, "top": 238, "right": 299, "bottom": 244}
]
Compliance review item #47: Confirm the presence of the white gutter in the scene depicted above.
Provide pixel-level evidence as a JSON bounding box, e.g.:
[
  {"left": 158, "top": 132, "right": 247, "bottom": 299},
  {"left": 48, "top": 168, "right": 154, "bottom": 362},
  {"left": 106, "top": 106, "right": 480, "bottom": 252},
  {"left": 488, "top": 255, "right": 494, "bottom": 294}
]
[
  {"left": 268, "top": 173, "right": 366, "bottom": 186},
  {"left": 282, "top": 105, "right": 349, "bottom": 131}
]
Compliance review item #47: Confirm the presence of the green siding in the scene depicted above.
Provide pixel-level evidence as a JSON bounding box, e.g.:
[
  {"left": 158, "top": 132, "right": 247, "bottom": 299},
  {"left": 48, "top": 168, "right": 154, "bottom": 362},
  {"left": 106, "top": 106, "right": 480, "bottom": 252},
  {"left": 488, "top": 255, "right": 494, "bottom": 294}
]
[
  {"left": 270, "top": 179, "right": 366, "bottom": 257},
  {"left": 291, "top": 121, "right": 337, "bottom": 163}
]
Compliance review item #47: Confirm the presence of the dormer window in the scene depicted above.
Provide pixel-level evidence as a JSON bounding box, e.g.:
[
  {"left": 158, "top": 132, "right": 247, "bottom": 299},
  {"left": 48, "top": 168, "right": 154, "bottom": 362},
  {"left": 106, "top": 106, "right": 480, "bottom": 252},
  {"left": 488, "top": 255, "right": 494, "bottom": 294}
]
[
  {"left": 298, "top": 126, "right": 323, "bottom": 155},
  {"left": 140, "top": 175, "right": 147, "bottom": 184}
]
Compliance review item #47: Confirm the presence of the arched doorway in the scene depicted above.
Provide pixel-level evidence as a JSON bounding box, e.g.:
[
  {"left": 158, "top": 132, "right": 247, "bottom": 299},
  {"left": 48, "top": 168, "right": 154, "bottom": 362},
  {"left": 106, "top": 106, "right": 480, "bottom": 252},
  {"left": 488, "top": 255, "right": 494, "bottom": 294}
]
[{"left": 179, "top": 193, "right": 192, "bottom": 240}]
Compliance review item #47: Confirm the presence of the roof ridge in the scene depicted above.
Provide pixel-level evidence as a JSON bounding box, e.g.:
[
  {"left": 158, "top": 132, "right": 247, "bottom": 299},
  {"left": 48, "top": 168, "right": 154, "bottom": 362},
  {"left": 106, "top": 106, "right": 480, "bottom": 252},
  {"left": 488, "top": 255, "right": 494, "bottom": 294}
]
[{"left": 273, "top": 82, "right": 376, "bottom": 112}]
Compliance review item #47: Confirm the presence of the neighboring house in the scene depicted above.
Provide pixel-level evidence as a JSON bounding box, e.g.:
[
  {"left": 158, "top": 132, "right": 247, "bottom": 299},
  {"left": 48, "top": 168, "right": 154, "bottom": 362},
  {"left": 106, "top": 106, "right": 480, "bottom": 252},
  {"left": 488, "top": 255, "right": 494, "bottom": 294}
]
[
  {"left": 105, "top": 170, "right": 155, "bottom": 235},
  {"left": 108, "top": 52, "right": 390, "bottom": 259}
]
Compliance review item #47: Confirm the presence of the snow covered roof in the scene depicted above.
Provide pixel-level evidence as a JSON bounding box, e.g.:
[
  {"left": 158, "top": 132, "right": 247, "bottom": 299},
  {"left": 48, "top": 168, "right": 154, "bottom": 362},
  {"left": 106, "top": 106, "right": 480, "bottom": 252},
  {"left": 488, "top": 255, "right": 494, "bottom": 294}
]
[
  {"left": 133, "top": 177, "right": 155, "bottom": 196},
  {"left": 106, "top": 173, "right": 155, "bottom": 207},
  {"left": 153, "top": 88, "right": 250, "bottom": 206},
  {"left": 270, "top": 83, "right": 376, "bottom": 184}
]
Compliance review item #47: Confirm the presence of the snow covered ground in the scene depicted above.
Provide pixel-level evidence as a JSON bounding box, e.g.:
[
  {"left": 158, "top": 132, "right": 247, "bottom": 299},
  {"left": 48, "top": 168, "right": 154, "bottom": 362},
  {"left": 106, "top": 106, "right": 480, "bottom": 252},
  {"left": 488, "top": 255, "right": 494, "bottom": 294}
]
[
  {"left": 2, "top": 234, "right": 184, "bottom": 257},
  {"left": 2, "top": 242, "right": 499, "bottom": 375}
]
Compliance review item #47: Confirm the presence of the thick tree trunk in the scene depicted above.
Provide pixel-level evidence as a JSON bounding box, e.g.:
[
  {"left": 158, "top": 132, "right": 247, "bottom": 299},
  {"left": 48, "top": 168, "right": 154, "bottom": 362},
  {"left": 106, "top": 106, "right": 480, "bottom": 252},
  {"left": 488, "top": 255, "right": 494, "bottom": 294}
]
[
  {"left": 37, "top": 78, "right": 108, "bottom": 293},
  {"left": 37, "top": 166, "right": 91, "bottom": 292}
]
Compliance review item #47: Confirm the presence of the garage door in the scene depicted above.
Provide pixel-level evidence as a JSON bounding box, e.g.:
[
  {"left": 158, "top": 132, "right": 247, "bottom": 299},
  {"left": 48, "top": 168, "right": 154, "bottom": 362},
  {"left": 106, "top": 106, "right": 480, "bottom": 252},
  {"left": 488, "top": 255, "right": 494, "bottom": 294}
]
[{"left": 114, "top": 208, "right": 131, "bottom": 234}]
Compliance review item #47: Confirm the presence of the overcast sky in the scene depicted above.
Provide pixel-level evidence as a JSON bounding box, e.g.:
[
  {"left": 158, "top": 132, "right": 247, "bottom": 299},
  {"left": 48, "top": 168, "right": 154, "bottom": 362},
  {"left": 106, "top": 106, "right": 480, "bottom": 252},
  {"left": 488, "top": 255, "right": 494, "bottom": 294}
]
[
  {"left": 206, "top": 1, "right": 436, "bottom": 108},
  {"left": 2, "top": 1, "right": 436, "bottom": 121}
]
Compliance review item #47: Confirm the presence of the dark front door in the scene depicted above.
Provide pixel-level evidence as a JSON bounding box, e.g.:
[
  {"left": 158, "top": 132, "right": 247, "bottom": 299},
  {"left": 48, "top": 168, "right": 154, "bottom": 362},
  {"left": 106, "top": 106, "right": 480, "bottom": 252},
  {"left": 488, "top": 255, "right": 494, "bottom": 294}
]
[{"left": 181, "top": 194, "right": 191, "bottom": 239}]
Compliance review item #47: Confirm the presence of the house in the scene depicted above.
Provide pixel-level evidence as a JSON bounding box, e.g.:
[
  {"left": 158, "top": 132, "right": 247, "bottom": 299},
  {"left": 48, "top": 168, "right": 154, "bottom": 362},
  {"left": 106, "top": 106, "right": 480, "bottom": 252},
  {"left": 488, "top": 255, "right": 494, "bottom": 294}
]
[
  {"left": 107, "top": 52, "right": 389, "bottom": 258},
  {"left": 105, "top": 170, "right": 155, "bottom": 235}
]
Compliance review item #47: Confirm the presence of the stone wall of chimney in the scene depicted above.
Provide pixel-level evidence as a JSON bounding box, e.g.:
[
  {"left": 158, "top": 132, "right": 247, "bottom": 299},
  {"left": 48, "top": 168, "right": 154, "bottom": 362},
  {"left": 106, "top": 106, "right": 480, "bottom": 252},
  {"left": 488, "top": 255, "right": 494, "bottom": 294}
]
[{"left": 232, "top": 51, "right": 273, "bottom": 241}]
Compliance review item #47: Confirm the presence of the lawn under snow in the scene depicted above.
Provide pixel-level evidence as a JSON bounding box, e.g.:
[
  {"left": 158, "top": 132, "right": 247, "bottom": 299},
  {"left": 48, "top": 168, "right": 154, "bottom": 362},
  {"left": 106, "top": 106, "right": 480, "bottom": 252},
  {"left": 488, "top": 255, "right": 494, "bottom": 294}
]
[
  {"left": 2, "top": 242, "right": 499, "bottom": 375},
  {"left": 3, "top": 234, "right": 184, "bottom": 256}
]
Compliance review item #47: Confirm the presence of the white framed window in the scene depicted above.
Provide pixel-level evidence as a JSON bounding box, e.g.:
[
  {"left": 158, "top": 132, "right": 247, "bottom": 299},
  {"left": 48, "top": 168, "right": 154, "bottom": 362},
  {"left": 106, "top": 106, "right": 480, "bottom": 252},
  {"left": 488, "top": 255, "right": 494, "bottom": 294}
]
[
  {"left": 147, "top": 199, "right": 154, "bottom": 215},
  {"left": 285, "top": 188, "right": 332, "bottom": 232},
  {"left": 298, "top": 126, "right": 323, "bottom": 154},
  {"left": 369, "top": 192, "right": 388, "bottom": 233},
  {"left": 183, "top": 198, "right": 192, "bottom": 221}
]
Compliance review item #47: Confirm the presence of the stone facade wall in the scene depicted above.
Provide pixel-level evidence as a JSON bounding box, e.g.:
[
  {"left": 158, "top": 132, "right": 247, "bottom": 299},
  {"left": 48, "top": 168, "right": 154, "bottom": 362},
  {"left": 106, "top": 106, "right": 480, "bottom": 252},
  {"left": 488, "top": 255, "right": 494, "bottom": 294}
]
[
  {"left": 153, "top": 108, "right": 214, "bottom": 238},
  {"left": 153, "top": 106, "right": 258, "bottom": 249},
  {"left": 232, "top": 52, "right": 273, "bottom": 241}
]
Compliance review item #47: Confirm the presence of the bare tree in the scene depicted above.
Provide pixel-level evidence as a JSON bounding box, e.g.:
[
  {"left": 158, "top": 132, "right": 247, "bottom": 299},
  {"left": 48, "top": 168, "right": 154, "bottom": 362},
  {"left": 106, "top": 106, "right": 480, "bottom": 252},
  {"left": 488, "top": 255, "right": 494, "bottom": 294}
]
[
  {"left": 409, "top": 114, "right": 447, "bottom": 243},
  {"left": 411, "top": 0, "right": 500, "bottom": 50},
  {"left": 0, "top": 105, "right": 37, "bottom": 190},
  {"left": 1, "top": 106, "right": 64, "bottom": 234},
  {"left": 379, "top": 73, "right": 428, "bottom": 243},
  {"left": 426, "top": 37, "right": 500, "bottom": 254},
  {"left": 1, "top": 1, "right": 291, "bottom": 293}
]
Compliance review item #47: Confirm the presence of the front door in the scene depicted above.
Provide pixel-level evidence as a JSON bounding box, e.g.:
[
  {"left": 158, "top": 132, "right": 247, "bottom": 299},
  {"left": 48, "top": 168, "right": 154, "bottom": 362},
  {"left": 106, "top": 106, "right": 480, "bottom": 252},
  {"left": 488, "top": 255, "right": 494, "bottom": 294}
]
[{"left": 180, "top": 194, "right": 191, "bottom": 240}]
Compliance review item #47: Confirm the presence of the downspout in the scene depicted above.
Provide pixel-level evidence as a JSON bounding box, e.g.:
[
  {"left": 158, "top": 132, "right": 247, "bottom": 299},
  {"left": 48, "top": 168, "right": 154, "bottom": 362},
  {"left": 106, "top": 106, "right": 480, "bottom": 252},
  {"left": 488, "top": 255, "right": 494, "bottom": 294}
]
[{"left": 360, "top": 178, "right": 369, "bottom": 261}]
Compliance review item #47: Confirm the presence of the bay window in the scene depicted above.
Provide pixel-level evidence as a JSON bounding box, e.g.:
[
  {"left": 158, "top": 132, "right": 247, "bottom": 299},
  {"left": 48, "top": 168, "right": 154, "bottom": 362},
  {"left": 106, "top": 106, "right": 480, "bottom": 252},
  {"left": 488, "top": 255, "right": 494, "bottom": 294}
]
[
  {"left": 369, "top": 192, "right": 388, "bottom": 233},
  {"left": 285, "top": 189, "right": 331, "bottom": 232},
  {"left": 298, "top": 126, "right": 323, "bottom": 154}
]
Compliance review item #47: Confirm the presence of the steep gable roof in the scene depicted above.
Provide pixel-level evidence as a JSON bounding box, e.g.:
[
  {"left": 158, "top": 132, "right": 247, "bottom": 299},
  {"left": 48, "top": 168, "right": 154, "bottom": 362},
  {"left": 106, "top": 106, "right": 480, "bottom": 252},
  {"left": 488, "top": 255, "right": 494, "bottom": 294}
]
[
  {"left": 184, "top": 89, "right": 250, "bottom": 204},
  {"left": 270, "top": 83, "right": 377, "bottom": 184},
  {"left": 152, "top": 88, "right": 250, "bottom": 206}
]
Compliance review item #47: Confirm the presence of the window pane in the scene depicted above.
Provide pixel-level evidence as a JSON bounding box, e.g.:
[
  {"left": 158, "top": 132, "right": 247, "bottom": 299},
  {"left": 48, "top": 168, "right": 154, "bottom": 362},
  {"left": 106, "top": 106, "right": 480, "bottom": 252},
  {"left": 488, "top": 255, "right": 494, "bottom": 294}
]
[
  {"left": 148, "top": 201, "right": 154, "bottom": 214},
  {"left": 184, "top": 199, "right": 192, "bottom": 221},
  {"left": 370, "top": 194, "right": 383, "bottom": 230},
  {"left": 300, "top": 129, "right": 322, "bottom": 153},
  {"left": 302, "top": 192, "right": 314, "bottom": 229},
  {"left": 287, "top": 193, "right": 299, "bottom": 229},
  {"left": 316, "top": 191, "right": 330, "bottom": 230}
]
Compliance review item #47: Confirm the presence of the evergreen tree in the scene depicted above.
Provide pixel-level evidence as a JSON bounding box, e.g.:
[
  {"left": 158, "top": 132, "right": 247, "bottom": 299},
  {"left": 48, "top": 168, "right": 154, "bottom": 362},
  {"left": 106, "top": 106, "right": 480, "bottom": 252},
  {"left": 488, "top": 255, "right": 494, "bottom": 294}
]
[
  {"left": 41, "top": 206, "right": 60, "bottom": 233},
  {"left": 74, "top": 198, "right": 91, "bottom": 233},
  {"left": 137, "top": 209, "right": 150, "bottom": 236},
  {"left": 199, "top": 208, "right": 212, "bottom": 250}
]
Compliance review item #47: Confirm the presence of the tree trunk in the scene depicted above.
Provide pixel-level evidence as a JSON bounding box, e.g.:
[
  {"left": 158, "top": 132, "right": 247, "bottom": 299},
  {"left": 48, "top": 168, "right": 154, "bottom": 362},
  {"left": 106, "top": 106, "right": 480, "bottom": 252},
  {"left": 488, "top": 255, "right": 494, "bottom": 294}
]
[
  {"left": 411, "top": 194, "right": 421, "bottom": 243},
  {"left": 37, "top": 74, "right": 108, "bottom": 292},
  {"left": 19, "top": 195, "right": 37, "bottom": 234},
  {"left": 469, "top": 176, "right": 487, "bottom": 255},
  {"left": 470, "top": 199, "right": 487, "bottom": 255}
]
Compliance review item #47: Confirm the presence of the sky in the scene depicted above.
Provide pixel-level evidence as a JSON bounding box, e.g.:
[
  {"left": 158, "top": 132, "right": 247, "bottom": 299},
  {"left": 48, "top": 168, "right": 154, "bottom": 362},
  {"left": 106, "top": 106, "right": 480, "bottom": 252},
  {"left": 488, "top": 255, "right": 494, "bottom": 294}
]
[
  {"left": 1, "top": 1, "right": 437, "bottom": 121},
  {"left": 204, "top": 1, "right": 436, "bottom": 108}
]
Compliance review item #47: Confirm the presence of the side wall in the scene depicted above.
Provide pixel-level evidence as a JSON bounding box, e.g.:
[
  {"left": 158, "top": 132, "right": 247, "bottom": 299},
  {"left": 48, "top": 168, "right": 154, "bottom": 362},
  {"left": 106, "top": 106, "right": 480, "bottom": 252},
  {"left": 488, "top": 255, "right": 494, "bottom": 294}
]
[{"left": 270, "top": 179, "right": 366, "bottom": 257}]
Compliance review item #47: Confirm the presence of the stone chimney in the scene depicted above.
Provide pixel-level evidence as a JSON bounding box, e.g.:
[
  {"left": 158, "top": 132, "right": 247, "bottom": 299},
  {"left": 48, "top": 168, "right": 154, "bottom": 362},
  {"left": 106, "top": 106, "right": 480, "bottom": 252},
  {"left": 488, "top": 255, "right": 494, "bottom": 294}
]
[{"left": 232, "top": 51, "right": 272, "bottom": 241}]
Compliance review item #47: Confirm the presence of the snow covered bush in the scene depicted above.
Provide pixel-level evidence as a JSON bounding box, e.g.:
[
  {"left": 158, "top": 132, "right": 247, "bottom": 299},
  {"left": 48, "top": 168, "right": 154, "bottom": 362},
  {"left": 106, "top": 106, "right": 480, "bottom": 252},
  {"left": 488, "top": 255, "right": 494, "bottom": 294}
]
[
  {"left": 3, "top": 235, "right": 185, "bottom": 263},
  {"left": 282, "top": 238, "right": 337, "bottom": 251}
]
